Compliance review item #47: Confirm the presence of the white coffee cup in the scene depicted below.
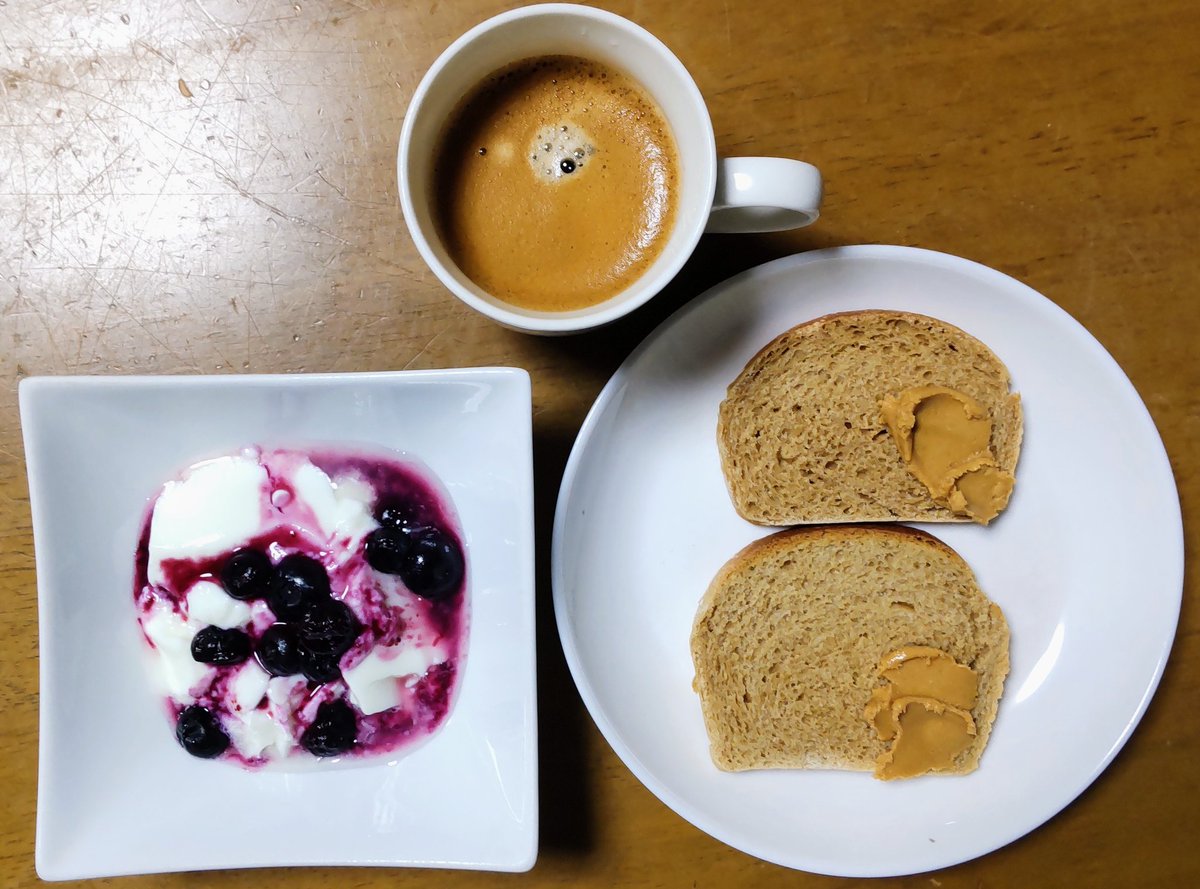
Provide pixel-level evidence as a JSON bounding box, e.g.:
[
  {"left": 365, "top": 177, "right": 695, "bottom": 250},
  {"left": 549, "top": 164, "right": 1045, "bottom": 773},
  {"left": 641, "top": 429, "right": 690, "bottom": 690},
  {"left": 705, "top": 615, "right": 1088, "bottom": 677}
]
[{"left": 398, "top": 3, "right": 823, "bottom": 335}]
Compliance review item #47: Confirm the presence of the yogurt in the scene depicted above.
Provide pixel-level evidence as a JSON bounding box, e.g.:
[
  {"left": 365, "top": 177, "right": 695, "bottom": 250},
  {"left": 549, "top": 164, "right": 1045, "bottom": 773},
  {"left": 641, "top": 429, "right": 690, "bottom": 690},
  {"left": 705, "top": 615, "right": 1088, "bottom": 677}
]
[{"left": 134, "top": 446, "right": 469, "bottom": 767}]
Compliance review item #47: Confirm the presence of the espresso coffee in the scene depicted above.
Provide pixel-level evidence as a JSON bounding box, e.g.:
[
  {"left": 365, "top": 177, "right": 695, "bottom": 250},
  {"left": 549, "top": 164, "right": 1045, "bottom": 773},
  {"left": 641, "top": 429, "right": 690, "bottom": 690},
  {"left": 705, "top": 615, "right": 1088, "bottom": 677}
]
[{"left": 433, "top": 56, "right": 679, "bottom": 312}]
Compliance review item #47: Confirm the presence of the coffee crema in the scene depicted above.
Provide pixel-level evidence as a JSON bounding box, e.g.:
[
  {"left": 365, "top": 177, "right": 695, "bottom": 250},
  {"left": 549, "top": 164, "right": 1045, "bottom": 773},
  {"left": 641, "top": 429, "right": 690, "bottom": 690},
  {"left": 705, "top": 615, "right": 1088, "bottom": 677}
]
[{"left": 433, "top": 55, "right": 679, "bottom": 312}]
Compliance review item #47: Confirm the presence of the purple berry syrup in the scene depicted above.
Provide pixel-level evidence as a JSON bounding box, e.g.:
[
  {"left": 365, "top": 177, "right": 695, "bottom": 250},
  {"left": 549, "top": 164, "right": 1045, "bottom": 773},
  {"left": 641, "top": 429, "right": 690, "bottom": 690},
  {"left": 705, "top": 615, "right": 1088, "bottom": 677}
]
[{"left": 134, "top": 446, "right": 469, "bottom": 768}]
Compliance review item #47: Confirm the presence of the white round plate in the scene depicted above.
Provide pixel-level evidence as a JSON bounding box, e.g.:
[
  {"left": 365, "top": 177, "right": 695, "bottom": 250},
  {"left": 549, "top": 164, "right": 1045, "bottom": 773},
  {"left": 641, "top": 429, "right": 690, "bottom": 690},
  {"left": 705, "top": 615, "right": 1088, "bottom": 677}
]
[{"left": 551, "top": 246, "right": 1182, "bottom": 877}]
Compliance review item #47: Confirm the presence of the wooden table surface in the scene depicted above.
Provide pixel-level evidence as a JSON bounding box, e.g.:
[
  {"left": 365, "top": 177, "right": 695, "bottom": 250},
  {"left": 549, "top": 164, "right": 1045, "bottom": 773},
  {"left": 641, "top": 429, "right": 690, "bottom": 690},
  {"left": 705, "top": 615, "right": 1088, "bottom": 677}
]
[{"left": 2, "top": 0, "right": 1197, "bottom": 886}]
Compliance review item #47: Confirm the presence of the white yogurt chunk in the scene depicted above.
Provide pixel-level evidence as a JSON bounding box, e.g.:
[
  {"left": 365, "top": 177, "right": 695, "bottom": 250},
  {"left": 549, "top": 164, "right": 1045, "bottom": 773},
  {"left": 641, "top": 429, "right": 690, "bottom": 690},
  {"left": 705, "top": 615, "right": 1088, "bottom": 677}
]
[
  {"left": 343, "top": 643, "right": 446, "bottom": 715},
  {"left": 265, "top": 677, "right": 307, "bottom": 748},
  {"left": 148, "top": 455, "right": 267, "bottom": 586},
  {"left": 186, "top": 580, "right": 251, "bottom": 629},
  {"left": 267, "top": 675, "right": 306, "bottom": 709},
  {"left": 231, "top": 660, "right": 271, "bottom": 712},
  {"left": 291, "top": 462, "right": 377, "bottom": 546},
  {"left": 228, "top": 709, "right": 294, "bottom": 759},
  {"left": 141, "top": 606, "right": 211, "bottom": 701},
  {"left": 226, "top": 665, "right": 292, "bottom": 758},
  {"left": 331, "top": 475, "right": 377, "bottom": 543}
]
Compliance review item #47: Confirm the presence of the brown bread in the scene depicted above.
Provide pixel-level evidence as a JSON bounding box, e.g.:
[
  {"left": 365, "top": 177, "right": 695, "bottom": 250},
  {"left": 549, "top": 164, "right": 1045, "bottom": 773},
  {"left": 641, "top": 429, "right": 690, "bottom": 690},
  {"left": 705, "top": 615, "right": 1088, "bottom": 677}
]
[
  {"left": 717, "top": 311, "right": 1022, "bottom": 524},
  {"left": 690, "top": 525, "right": 1009, "bottom": 775}
]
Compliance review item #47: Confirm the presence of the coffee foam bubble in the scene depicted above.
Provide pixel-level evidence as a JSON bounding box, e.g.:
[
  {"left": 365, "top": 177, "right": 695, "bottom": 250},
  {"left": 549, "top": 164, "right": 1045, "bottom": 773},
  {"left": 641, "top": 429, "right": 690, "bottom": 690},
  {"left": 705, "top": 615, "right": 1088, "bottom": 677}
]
[{"left": 528, "top": 121, "right": 596, "bottom": 183}]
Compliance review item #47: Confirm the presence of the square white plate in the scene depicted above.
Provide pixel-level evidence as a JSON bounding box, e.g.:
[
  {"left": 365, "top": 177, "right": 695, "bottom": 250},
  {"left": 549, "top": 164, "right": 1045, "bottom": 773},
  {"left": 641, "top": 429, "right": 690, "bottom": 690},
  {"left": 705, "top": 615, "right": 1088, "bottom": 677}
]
[{"left": 20, "top": 369, "right": 537, "bottom": 880}]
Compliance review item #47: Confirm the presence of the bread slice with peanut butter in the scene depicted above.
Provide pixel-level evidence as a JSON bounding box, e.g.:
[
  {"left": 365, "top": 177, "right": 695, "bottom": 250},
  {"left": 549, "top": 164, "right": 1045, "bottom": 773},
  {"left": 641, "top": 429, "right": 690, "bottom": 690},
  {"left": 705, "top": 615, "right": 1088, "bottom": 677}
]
[
  {"left": 690, "top": 525, "right": 1009, "bottom": 778},
  {"left": 717, "top": 310, "right": 1022, "bottom": 525}
]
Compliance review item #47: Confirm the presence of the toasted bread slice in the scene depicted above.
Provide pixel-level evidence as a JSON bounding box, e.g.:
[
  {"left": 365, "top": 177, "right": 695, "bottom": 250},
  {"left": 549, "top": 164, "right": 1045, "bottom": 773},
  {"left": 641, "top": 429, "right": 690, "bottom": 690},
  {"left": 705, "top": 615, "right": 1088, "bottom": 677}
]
[
  {"left": 690, "top": 525, "right": 1009, "bottom": 776},
  {"left": 717, "top": 311, "right": 1022, "bottom": 524}
]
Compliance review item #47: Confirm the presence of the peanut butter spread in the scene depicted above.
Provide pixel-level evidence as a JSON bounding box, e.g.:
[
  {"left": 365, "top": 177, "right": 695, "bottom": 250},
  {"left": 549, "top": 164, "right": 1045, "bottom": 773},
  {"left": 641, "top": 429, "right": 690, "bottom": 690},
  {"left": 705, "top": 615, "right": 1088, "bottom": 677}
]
[
  {"left": 864, "top": 646, "right": 979, "bottom": 780},
  {"left": 879, "top": 386, "right": 1014, "bottom": 524},
  {"left": 876, "top": 698, "right": 976, "bottom": 780}
]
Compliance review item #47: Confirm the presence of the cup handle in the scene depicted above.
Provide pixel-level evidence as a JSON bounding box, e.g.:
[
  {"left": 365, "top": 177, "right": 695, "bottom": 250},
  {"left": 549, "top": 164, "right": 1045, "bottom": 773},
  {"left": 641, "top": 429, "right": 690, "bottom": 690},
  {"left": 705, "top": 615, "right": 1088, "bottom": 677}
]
[{"left": 705, "top": 156, "right": 823, "bottom": 234}]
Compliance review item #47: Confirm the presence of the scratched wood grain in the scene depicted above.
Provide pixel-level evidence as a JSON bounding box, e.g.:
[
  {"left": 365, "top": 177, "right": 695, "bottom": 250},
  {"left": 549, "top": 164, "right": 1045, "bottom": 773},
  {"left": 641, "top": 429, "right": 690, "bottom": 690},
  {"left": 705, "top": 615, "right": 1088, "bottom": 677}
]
[{"left": 1, "top": 1, "right": 1197, "bottom": 887}]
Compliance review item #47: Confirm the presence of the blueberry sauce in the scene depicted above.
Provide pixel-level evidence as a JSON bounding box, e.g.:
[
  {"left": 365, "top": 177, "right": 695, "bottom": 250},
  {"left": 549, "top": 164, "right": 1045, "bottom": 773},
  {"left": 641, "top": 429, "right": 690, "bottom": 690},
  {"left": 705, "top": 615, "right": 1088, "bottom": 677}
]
[{"left": 134, "top": 446, "right": 469, "bottom": 768}]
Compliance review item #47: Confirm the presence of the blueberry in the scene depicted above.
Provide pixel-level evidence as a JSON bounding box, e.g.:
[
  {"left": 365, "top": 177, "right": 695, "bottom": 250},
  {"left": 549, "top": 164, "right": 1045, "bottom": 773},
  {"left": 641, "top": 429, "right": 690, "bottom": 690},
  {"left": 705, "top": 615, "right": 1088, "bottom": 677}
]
[
  {"left": 268, "top": 554, "right": 331, "bottom": 619},
  {"left": 400, "top": 529, "right": 464, "bottom": 600},
  {"left": 190, "top": 626, "right": 251, "bottom": 665},
  {"left": 301, "top": 700, "right": 357, "bottom": 757},
  {"left": 298, "top": 599, "right": 360, "bottom": 656},
  {"left": 300, "top": 649, "right": 343, "bottom": 684},
  {"left": 176, "top": 705, "right": 230, "bottom": 758},
  {"left": 255, "top": 624, "right": 304, "bottom": 676},
  {"left": 364, "top": 526, "right": 411, "bottom": 575},
  {"left": 377, "top": 500, "right": 421, "bottom": 531},
  {"left": 220, "top": 548, "right": 273, "bottom": 601}
]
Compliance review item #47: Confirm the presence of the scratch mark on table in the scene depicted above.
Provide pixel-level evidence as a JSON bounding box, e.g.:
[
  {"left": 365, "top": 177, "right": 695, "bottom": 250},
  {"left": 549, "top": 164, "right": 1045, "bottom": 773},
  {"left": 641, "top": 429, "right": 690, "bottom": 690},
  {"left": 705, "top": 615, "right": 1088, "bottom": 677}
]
[
  {"left": 315, "top": 167, "right": 352, "bottom": 202},
  {"left": 217, "top": 169, "right": 349, "bottom": 244},
  {"left": 13, "top": 74, "right": 229, "bottom": 178},
  {"left": 194, "top": 0, "right": 239, "bottom": 36},
  {"left": 136, "top": 38, "right": 177, "bottom": 66},
  {"left": 109, "top": 0, "right": 266, "bottom": 305},
  {"left": 1, "top": 64, "right": 34, "bottom": 357},
  {"left": 72, "top": 145, "right": 132, "bottom": 199},
  {"left": 23, "top": 73, "right": 124, "bottom": 189},
  {"left": 241, "top": 293, "right": 265, "bottom": 366},
  {"left": 402, "top": 330, "right": 446, "bottom": 370}
]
